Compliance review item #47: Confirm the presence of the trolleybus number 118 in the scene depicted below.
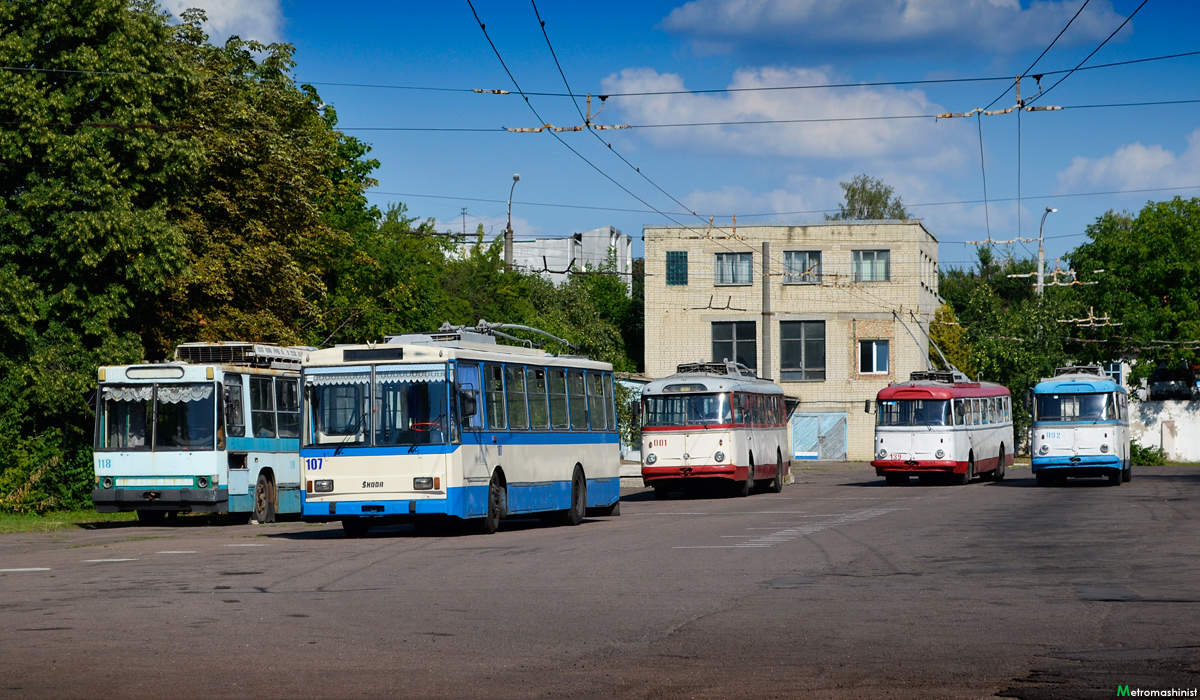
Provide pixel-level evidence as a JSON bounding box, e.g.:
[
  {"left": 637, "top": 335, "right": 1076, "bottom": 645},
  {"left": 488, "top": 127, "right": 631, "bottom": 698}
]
[{"left": 305, "top": 458, "right": 323, "bottom": 471}]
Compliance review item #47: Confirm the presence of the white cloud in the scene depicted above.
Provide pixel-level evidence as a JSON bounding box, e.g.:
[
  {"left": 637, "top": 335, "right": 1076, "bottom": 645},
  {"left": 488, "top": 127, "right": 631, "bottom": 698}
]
[
  {"left": 601, "top": 66, "right": 971, "bottom": 165},
  {"left": 160, "top": 0, "right": 284, "bottom": 44},
  {"left": 661, "top": 0, "right": 1126, "bottom": 56},
  {"left": 1056, "top": 130, "right": 1200, "bottom": 192}
]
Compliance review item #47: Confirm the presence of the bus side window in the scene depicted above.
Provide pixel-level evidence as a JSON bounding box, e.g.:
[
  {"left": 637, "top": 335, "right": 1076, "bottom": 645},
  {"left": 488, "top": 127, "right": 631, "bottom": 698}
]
[
  {"left": 548, "top": 369, "right": 569, "bottom": 430},
  {"left": 603, "top": 373, "right": 616, "bottom": 431},
  {"left": 568, "top": 370, "right": 588, "bottom": 430},
  {"left": 250, "top": 376, "right": 276, "bottom": 438},
  {"left": 733, "top": 393, "right": 746, "bottom": 425},
  {"left": 485, "top": 363, "right": 506, "bottom": 430},
  {"left": 225, "top": 375, "right": 245, "bottom": 437},
  {"left": 457, "top": 363, "right": 483, "bottom": 430},
  {"left": 505, "top": 365, "right": 529, "bottom": 430},
  {"left": 527, "top": 367, "right": 550, "bottom": 430},
  {"left": 276, "top": 378, "right": 300, "bottom": 439},
  {"left": 587, "top": 372, "right": 607, "bottom": 431}
]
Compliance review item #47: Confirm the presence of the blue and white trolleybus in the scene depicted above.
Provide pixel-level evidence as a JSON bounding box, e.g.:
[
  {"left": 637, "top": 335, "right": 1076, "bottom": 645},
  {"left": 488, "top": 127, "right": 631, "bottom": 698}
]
[{"left": 1031, "top": 365, "right": 1131, "bottom": 486}]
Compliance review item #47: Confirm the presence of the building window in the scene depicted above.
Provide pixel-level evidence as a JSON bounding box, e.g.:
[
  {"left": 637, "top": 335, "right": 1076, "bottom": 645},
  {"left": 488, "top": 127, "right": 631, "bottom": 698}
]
[
  {"left": 715, "top": 252, "right": 753, "bottom": 286},
  {"left": 852, "top": 249, "right": 890, "bottom": 282},
  {"left": 666, "top": 251, "right": 688, "bottom": 286},
  {"left": 858, "top": 339, "right": 889, "bottom": 374},
  {"left": 783, "top": 251, "right": 821, "bottom": 284},
  {"left": 780, "top": 321, "right": 825, "bottom": 381},
  {"left": 1105, "top": 361, "right": 1122, "bottom": 385},
  {"left": 713, "top": 321, "right": 757, "bottom": 370}
]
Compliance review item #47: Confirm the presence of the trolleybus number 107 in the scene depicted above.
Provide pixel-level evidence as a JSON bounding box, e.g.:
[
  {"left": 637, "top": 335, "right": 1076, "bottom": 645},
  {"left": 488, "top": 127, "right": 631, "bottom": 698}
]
[{"left": 305, "top": 458, "right": 323, "bottom": 471}]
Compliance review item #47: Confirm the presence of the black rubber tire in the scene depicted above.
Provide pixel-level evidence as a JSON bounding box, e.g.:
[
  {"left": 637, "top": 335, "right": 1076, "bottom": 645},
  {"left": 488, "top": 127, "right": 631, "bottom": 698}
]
[
  {"left": 342, "top": 518, "right": 370, "bottom": 538},
  {"left": 769, "top": 451, "right": 785, "bottom": 493},
  {"left": 562, "top": 466, "right": 586, "bottom": 526},
  {"left": 1107, "top": 469, "right": 1122, "bottom": 486},
  {"left": 993, "top": 446, "right": 1006, "bottom": 481},
  {"left": 738, "top": 456, "right": 754, "bottom": 497},
  {"left": 253, "top": 472, "right": 275, "bottom": 524},
  {"left": 478, "top": 472, "right": 504, "bottom": 534},
  {"left": 652, "top": 485, "right": 669, "bottom": 501},
  {"left": 136, "top": 509, "right": 165, "bottom": 525},
  {"left": 885, "top": 474, "right": 907, "bottom": 486},
  {"left": 1123, "top": 464, "right": 1132, "bottom": 482},
  {"left": 956, "top": 455, "right": 974, "bottom": 486}
]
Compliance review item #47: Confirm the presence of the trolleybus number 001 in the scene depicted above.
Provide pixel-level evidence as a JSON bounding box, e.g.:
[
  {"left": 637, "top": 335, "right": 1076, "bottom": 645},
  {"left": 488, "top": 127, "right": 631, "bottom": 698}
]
[
  {"left": 649, "top": 438, "right": 668, "bottom": 448},
  {"left": 305, "top": 457, "right": 323, "bottom": 471}
]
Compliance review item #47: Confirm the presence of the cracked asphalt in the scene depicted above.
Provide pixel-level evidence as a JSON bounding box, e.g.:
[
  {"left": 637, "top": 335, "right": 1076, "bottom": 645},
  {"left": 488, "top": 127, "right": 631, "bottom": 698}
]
[{"left": 1, "top": 463, "right": 1197, "bottom": 699}]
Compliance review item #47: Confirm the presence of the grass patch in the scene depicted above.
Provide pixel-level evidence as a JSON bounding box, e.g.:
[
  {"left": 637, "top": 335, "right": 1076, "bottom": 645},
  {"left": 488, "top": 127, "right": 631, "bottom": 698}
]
[{"left": 0, "top": 510, "right": 136, "bottom": 534}]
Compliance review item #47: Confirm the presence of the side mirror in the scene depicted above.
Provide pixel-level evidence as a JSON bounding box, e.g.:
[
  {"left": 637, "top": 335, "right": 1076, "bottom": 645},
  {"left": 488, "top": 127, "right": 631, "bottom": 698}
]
[
  {"left": 1023, "top": 391, "right": 1032, "bottom": 413},
  {"left": 459, "top": 389, "right": 478, "bottom": 418},
  {"left": 864, "top": 400, "right": 872, "bottom": 414}
]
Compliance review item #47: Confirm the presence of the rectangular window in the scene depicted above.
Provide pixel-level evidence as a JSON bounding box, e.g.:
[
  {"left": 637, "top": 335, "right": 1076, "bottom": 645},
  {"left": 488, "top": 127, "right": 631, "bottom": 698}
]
[
  {"left": 505, "top": 365, "right": 528, "bottom": 430},
  {"left": 587, "top": 372, "right": 607, "bottom": 431},
  {"left": 485, "top": 363, "right": 506, "bottom": 430},
  {"left": 715, "top": 252, "right": 753, "bottom": 285},
  {"left": 783, "top": 251, "right": 821, "bottom": 284},
  {"left": 780, "top": 321, "right": 825, "bottom": 381},
  {"left": 666, "top": 251, "right": 688, "bottom": 286},
  {"left": 526, "top": 367, "right": 550, "bottom": 430},
  {"left": 457, "top": 363, "right": 483, "bottom": 430},
  {"left": 852, "top": 249, "right": 891, "bottom": 282},
  {"left": 224, "top": 375, "right": 245, "bottom": 438},
  {"left": 275, "top": 378, "right": 300, "bottom": 438},
  {"left": 250, "top": 376, "right": 276, "bottom": 438},
  {"left": 858, "top": 339, "right": 889, "bottom": 374},
  {"left": 568, "top": 370, "right": 588, "bottom": 430},
  {"left": 548, "top": 369, "right": 569, "bottom": 430},
  {"left": 604, "top": 374, "right": 616, "bottom": 431},
  {"left": 712, "top": 321, "right": 757, "bottom": 370}
]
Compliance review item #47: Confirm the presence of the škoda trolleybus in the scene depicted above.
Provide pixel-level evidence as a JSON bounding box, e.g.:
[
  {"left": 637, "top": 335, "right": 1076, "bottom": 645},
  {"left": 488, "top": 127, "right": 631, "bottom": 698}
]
[
  {"left": 640, "top": 362, "right": 795, "bottom": 500},
  {"left": 299, "top": 324, "right": 621, "bottom": 537},
  {"left": 872, "top": 370, "right": 1015, "bottom": 485},
  {"left": 1031, "top": 365, "right": 1131, "bottom": 486},
  {"left": 94, "top": 342, "right": 305, "bottom": 523}
]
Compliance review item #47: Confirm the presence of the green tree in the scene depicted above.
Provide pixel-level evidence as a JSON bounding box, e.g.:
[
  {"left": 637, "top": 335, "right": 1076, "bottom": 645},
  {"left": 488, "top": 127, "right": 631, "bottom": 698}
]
[
  {"left": 825, "top": 174, "right": 911, "bottom": 220},
  {"left": 0, "top": 0, "right": 203, "bottom": 511},
  {"left": 928, "top": 303, "right": 976, "bottom": 379}
]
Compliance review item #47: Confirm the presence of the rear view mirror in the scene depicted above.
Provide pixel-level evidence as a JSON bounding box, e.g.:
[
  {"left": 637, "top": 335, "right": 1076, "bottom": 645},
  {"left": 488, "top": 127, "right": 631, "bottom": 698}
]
[
  {"left": 864, "top": 400, "right": 872, "bottom": 414},
  {"left": 1023, "top": 391, "right": 1032, "bottom": 413},
  {"left": 459, "top": 389, "right": 478, "bottom": 418}
]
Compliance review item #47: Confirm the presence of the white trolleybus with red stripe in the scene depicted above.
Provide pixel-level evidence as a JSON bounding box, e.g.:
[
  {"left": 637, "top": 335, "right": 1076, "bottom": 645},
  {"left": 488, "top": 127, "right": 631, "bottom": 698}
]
[
  {"left": 640, "top": 362, "right": 798, "bottom": 500},
  {"left": 871, "top": 370, "right": 1015, "bottom": 486}
]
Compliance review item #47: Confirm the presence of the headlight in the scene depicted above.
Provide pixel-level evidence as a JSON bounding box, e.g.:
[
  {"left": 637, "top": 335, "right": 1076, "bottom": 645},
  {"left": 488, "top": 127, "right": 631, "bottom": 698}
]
[
  {"left": 1100, "top": 444, "right": 1109, "bottom": 453},
  {"left": 314, "top": 479, "right": 334, "bottom": 493},
  {"left": 877, "top": 447, "right": 887, "bottom": 459},
  {"left": 935, "top": 449, "right": 945, "bottom": 459},
  {"left": 101, "top": 476, "right": 113, "bottom": 489},
  {"left": 413, "top": 477, "right": 433, "bottom": 490},
  {"left": 197, "top": 476, "right": 209, "bottom": 488},
  {"left": 645, "top": 453, "right": 657, "bottom": 465},
  {"left": 714, "top": 451, "right": 725, "bottom": 463},
  {"left": 1039, "top": 444, "right": 1049, "bottom": 454}
]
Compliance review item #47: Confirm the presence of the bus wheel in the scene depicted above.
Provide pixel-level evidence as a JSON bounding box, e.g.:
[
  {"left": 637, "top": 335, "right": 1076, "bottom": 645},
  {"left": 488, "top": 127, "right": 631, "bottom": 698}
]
[
  {"left": 738, "top": 457, "right": 754, "bottom": 497},
  {"left": 253, "top": 472, "right": 275, "bottom": 524},
  {"left": 990, "top": 446, "right": 1006, "bottom": 481},
  {"left": 137, "top": 510, "right": 165, "bottom": 525},
  {"left": 1123, "top": 464, "right": 1132, "bottom": 482},
  {"left": 769, "top": 451, "right": 785, "bottom": 494},
  {"left": 1107, "top": 469, "right": 1122, "bottom": 486},
  {"left": 956, "top": 456, "right": 974, "bottom": 486},
  {"left": 342, "top": 518, "right": 370, "bottom": 538},
  {"left": 562, "top": 466, "right": 586, "bottom": 526},
  {"left": 478, "top": 472, "right": 504, "bottom": 534},
  {"left": 653, "top": 485, "right": 669, "bottom": 501}
]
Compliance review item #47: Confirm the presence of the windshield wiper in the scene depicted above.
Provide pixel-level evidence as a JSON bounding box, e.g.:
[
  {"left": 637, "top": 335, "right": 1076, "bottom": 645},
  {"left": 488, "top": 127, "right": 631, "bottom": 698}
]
[{"left": 334, "top": 409, "right": 369, "bottom": 456}]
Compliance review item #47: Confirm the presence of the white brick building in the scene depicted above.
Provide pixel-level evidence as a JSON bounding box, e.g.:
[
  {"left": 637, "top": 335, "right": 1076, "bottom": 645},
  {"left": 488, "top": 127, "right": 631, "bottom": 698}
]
[
  {"left": 512, "top": 226, "right": 633, "bottom": 291},
  {"left": 643, "top": 221, "right": 941, "bottom": 462}
]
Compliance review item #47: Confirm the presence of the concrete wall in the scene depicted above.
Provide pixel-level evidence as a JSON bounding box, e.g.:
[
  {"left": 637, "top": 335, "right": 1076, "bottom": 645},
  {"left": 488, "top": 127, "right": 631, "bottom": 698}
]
[
  {"left": 643, "top": 221, "right": 942, "bottom": 462},
  {"left": 1130, "top": 400, "right": 1200, "bottom": 462}
]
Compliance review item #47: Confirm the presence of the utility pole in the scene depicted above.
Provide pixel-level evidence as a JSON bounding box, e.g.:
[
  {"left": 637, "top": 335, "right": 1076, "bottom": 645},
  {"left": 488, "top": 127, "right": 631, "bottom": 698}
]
[
  {"left": 461, "top": 207, "right": 467, "bottom": 237},
  {"left": 504, "top": 174, "right": 520, "bottom": 271},
  {"left": 761, "top": 241, "right": 772, "bottom": 380},
  {"left": 1036, "top": 206, "right": 1056, "bottom": 297}
]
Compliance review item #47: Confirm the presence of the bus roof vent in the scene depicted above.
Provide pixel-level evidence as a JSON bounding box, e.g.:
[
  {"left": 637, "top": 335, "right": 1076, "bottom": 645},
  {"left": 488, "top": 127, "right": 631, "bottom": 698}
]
[
  {"left": 1053, "top": 365, "right": 1105, "bottom": 377},
  {"left": 385, "top": 330, "right": 498, "bottom": 346},
  {"left": 909, "top": 370, "right": 971, "bottom": 384},
  {"left": 173, "top": 342, "right": 310, "bottom": 369},
  {"left": 676, "top": 361, "right": 758, "bottom": 379}
]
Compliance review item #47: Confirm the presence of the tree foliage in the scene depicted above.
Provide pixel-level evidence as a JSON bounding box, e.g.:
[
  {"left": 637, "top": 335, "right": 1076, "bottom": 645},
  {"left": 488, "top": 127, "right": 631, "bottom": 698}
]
[{"left": 825, "top": 174, "right": 911, "bottom": 220}]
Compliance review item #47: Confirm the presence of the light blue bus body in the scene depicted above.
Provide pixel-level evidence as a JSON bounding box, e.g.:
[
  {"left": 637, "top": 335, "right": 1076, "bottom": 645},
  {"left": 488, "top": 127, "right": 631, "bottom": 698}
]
[
  {"left": 93, "top": 343, "right": 305, "bottom": 522},
  {"left": 300, "top": 330, "right": 621, "bottom": 536},
  {"left": 1030, "top": 367, "right": 1131, "bottom": 486}
]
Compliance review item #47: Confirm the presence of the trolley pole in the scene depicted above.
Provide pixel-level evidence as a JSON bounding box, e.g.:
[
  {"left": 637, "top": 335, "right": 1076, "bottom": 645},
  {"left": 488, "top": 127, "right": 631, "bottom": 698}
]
[{"left": 761, "top": 241, "right": 772, "bottom": 380}]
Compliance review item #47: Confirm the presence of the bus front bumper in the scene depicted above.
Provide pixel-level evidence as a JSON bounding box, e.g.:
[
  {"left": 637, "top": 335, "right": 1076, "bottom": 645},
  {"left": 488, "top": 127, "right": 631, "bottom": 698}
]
[
  {"left": 871, "top": 459, "right": 964, "bottom": 475},
  {"left": 92, "top": 488, "right": 228, "bottom": 513},
  {"left": 641, "top": 463, "right": 744, "bottom": 486},
  {"left": 1032, "top": 454, "right": 1122, "bottom": 476}
]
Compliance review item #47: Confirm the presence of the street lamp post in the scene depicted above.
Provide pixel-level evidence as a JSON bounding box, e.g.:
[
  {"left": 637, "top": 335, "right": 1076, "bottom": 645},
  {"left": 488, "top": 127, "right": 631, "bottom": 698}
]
[
  {"left": 504, "top": 173, "right": 520, "bottom": 271},
  {"left": 1036, "top": 205, "right": 1057, "bottom": 297}
]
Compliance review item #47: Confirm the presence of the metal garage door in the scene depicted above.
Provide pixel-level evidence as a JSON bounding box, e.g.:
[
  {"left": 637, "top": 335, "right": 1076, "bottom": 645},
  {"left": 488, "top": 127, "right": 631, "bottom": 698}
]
[{"left": 791, "top": 412, "right": 848, "bottom": 461}]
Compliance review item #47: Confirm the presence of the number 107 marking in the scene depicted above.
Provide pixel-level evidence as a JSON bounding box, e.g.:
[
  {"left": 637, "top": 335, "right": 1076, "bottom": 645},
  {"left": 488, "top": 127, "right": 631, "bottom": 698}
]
[{"left": 305, "top": 458, "right": 323, "bottom": 471}]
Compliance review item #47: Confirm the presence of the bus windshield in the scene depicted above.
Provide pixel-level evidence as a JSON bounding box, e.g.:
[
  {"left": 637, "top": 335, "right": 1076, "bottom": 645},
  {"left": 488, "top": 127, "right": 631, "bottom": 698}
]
[
  {"left": 305, "top": 365, "right": 451, "bottom": 447},
  {"left": 876, "top": 399, "right": 950, "bottom": 427},
  {"left": 97, "top": 383, "right": 216, "bottom": 451},
  {"left": 1036, "top": 392, "right": 1111, "bottom": 422},
  {"left": 643, "top": 393, "right": 731, "bottom": 427}
]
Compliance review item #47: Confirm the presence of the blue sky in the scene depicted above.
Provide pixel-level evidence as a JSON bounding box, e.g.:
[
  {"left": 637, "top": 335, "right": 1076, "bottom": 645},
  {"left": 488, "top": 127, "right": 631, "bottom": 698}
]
[{"left": 163, "top": 0, "right": 1200, "bottom": 271}]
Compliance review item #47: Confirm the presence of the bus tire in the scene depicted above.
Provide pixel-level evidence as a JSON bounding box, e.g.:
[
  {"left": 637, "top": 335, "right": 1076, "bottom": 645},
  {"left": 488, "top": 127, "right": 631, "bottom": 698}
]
[
  {"left": 653, "top": 485, "right": 669, "bottom": 500},
  {"left": 1107, "top": 469, "right": 1122, "bottom": 486},
  {"left": 957, "top": 455, "right": 974, "bottom": 486},
  {"left": 563, "top": 466, "right": 586, "bottom": 526},
  {"left": 136, "top": 510, "right": 165, "bottom": 525},
  {"left": 1123, "top": 464, "right": 1132, "bottom": 482},
  {"left": 342, "top": 518, "right": 370, "bottom": 538},
  {"left": 987, "top": 446, "right": 1006, "bottom": 481},
  {"left": 769, "top": 450, "right": 785, "bottom": 493},
  {"left": 253, "top": 472, "right": 275, "bottom": 524},
  {"left": 478, "top": 472, "right": 504, "bottom": 534},
  {"left": 738, "top": 456, "right": 754, "bottom": 497}
]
